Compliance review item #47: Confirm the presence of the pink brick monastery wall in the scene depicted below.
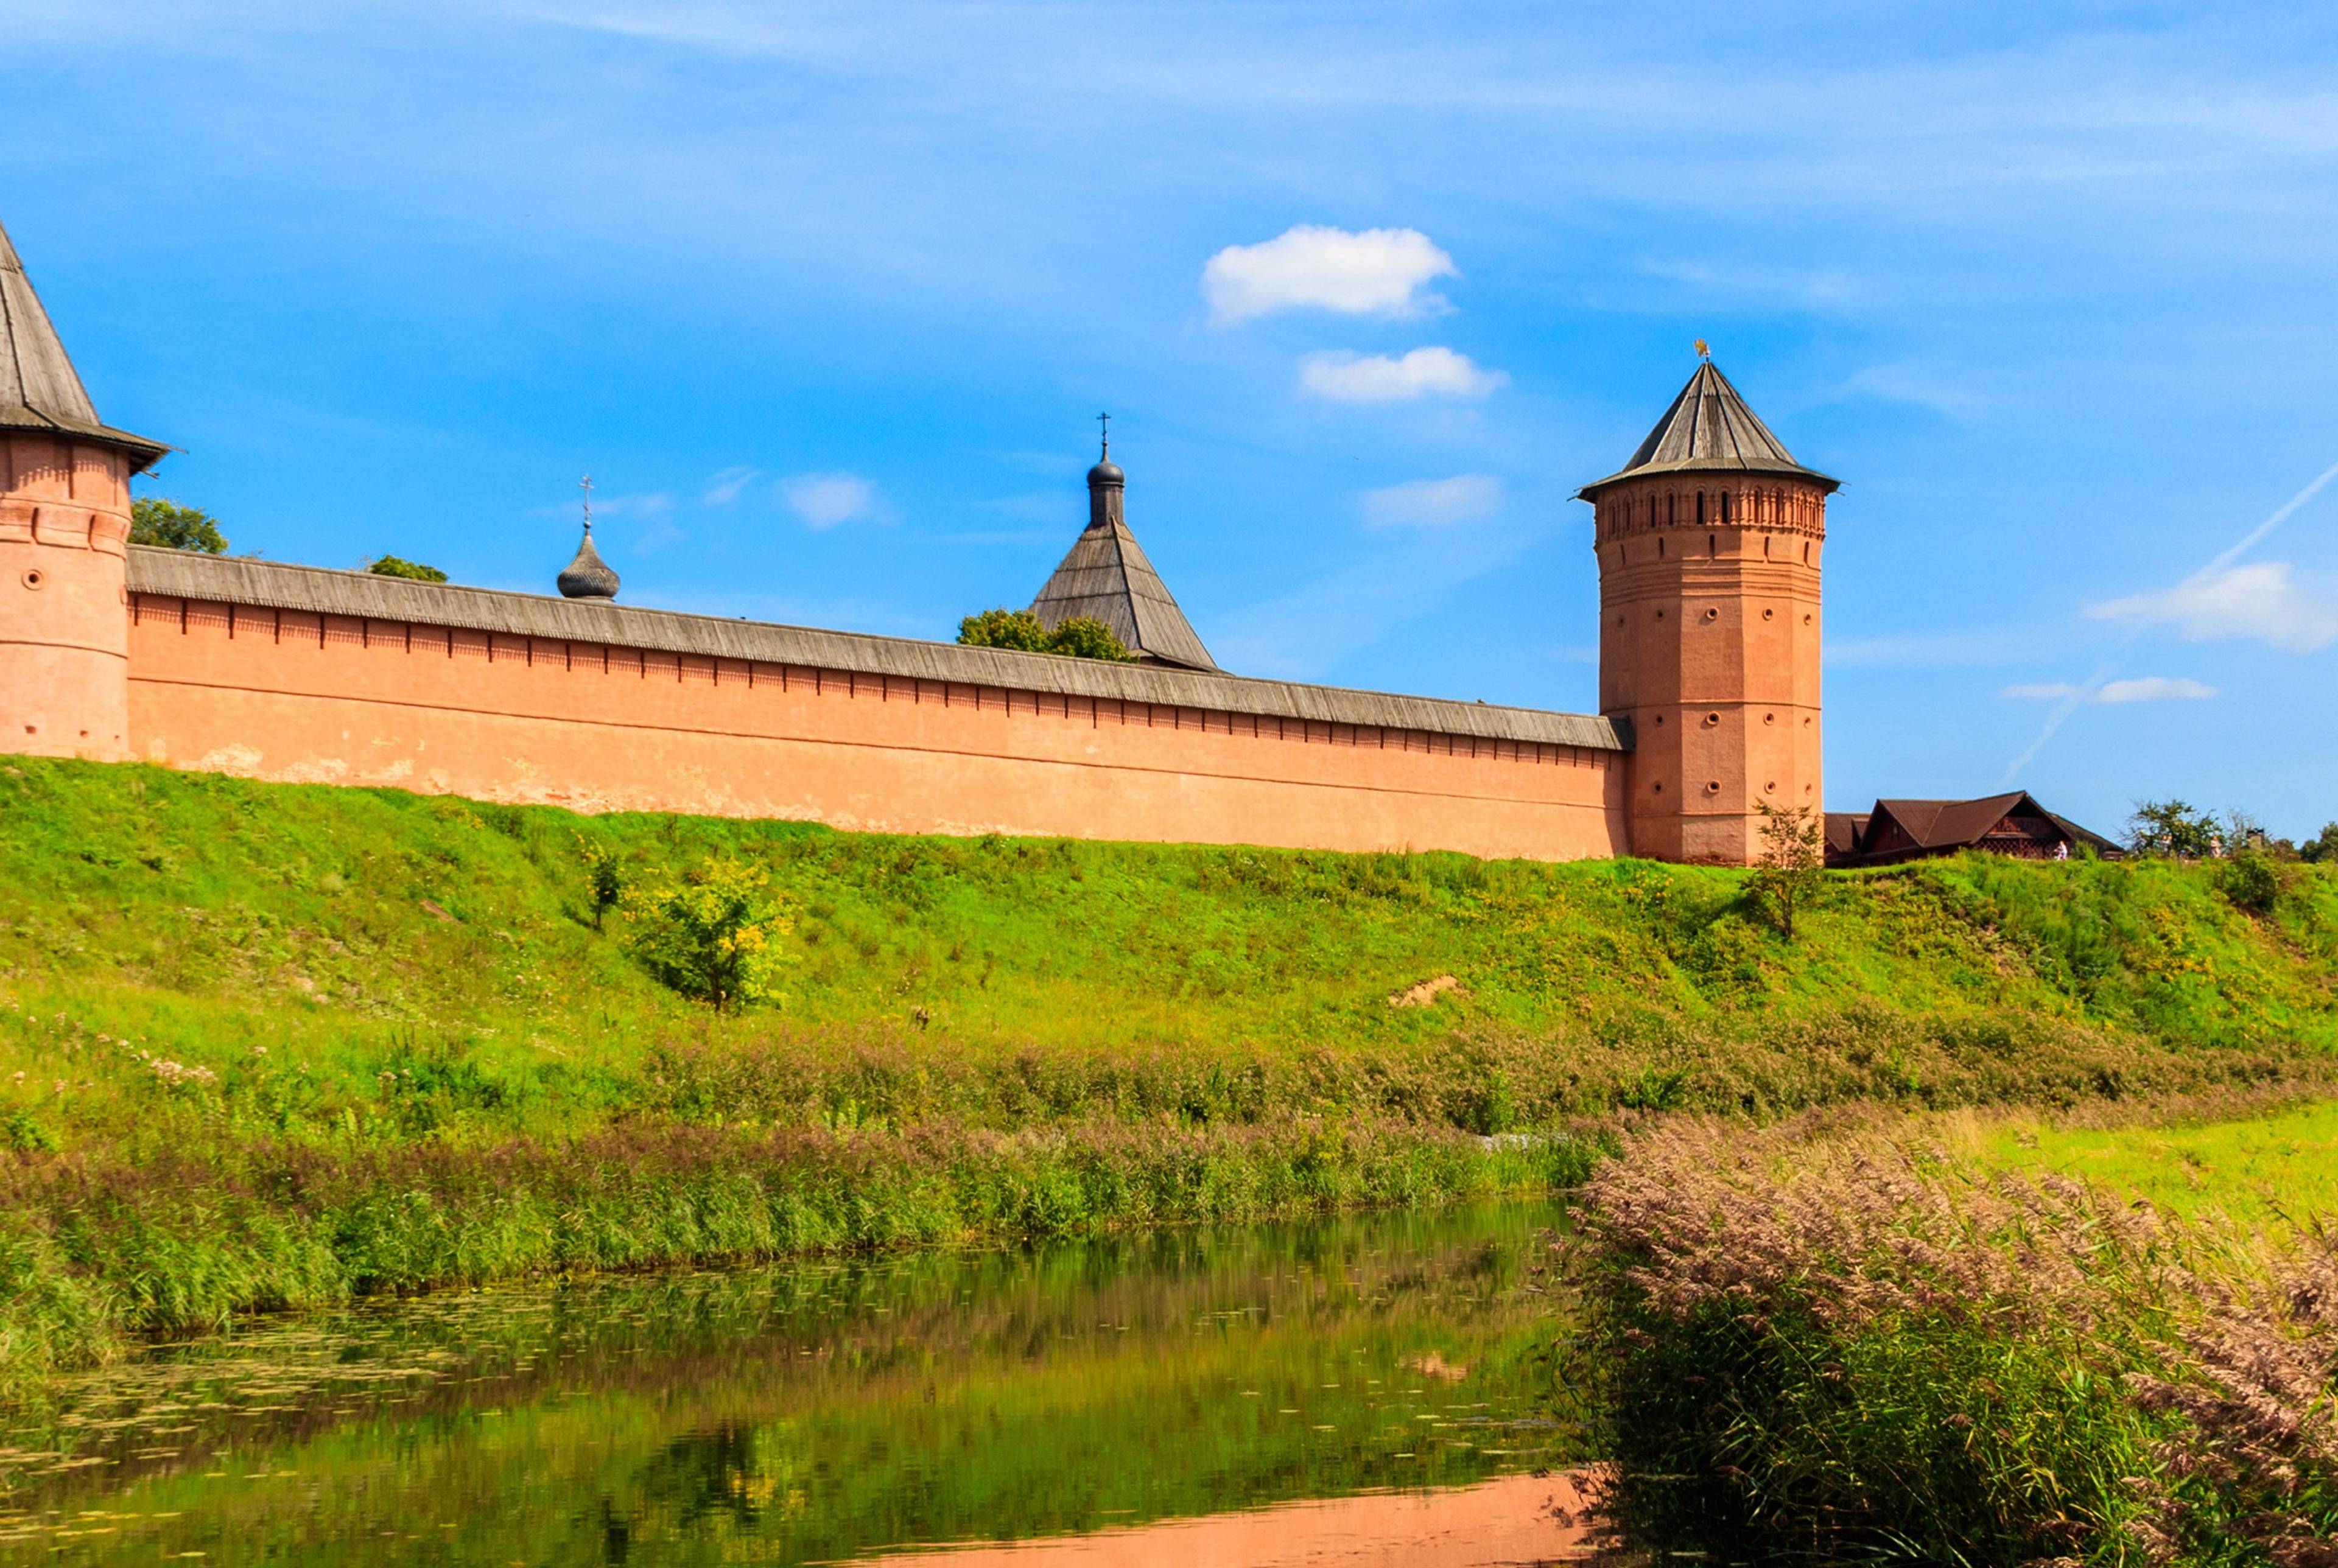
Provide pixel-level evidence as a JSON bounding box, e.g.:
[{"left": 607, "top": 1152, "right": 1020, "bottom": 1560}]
[{"left": 122, "top": 592, "right": 1630, "bottom": 861}]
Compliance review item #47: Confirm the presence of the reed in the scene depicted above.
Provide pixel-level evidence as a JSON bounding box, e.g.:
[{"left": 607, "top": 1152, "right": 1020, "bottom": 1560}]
[{"left": 1573, "top": 1111, "right": 2338, "bottom": 1566}]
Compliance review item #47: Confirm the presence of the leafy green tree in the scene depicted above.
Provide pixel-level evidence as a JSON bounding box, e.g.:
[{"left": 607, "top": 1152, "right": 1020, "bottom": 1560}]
[
  {"left": 619, "top": 855, "right": 794, "bottom": 1011},
  {"left": 957, "top": 608, "right": 1053, "bottom": 652},
  {"left": 1747, "top": 802, "right": 1824, "bottom": 942},
  {"left": 1044, "top": 616, "right": 1139, "bottom": 662},
  {"left": 367, "top": 555, "right": 449, "bottom": 583},
  {"left": 2127, "top": 799, "right": 2220, "bottom": 858},
  {"left": 129, "top": 497, "right": 227, "bottom": 553},
  {"left": 2298, "top": 823, "right": 2338, "bottom": 864},
  {"left": 957, "top": 607, "right": 1137, "bottom": 661}
]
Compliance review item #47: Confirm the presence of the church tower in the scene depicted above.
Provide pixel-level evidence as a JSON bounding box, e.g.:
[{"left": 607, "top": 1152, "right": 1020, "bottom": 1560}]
[
  {"left": 1578, "top": 355, "right": 1837, "bottom": 865},
  {"left": 0, "top": 216, "right": 167, "bottom": 761}
]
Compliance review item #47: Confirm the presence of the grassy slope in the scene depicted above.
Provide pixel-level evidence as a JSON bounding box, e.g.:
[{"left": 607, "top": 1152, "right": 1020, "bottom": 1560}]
[
  {"left": 1962, "top": 1096, "right": 2338, "bottom": 1227},
  {"left": 1, "top": 757, "right": 2334, "bottom": 1388}
]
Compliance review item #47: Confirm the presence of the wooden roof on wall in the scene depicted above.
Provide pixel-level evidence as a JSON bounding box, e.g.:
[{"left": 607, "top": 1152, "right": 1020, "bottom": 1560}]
[{"left": 127, "top": 547, "right": 1629, "bottom": 755}]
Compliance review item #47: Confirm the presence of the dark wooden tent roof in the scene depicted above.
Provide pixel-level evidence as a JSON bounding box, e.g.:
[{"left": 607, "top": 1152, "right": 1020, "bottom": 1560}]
[
  {"left": 1578, "top": 359, "right": 1836, "bottom": 500},
  {"left": 0, "top": 216, "right": 167, "bottom": 470},
  {"left": 1030, "top": 448, "right": 1218, "bottom": 671}
]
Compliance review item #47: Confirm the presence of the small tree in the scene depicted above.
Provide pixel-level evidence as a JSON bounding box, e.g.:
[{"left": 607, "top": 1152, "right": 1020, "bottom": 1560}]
[
  {"left": 577, "top": 836, "right": 623, "bottom": 931},
  {"left": 130, "top": 497, "right": 227, "bottom": 553},
  {"left": 620, "top": 855, "right": 794, "bottom": 1011},
  {"left": 1747, "top": 802, "right": 1824, "bottom": 942},
  {"left": 2300, "top": 823, "right": 2338, "bottom": 864},
  {"left": 958, "top": 608, "right": 1052, "bottom": 652},
  {"left": 1045, "top": 615, "right": 1139, "bottom": 662},
  {"left": 2127, "top": 799, "right": 2220, "bottom": 858},
  {"left": 367, "top": 555, "right": 449, "bottom": 583},
  {"left": 957, "top": 607, "right": 1137, "bottom": 662}
]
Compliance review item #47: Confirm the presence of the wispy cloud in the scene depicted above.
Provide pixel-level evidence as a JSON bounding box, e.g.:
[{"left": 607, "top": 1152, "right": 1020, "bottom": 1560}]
[
  {"left": 1298, "top": 346, "right": 1505, "bottom": 404},
  {"left": 781, "top": 471, "right": 885, "bottom": 530},
  {"left": 2003, "top": 676, "right": 2217, "bottom": 703},
  {"left": 531, "top": 490, "right": 672, "bottom": 520},
  {"left": 1833, "top": 361, "right": 1986, "bottom": 419},
  {"left": 1360, "top": 474, "right": 1503, "bottom": 530},
  {"left": 2085, "top": 562, "right": 2338, "bottom": 652},
  {"left": 702, "top": 465, "right": 762, "bottom": 505},
  {"left": 1202, "top": 225, "right": 1456, "bottom": 326},
  {"left": 1828, "top": 627, "right": 2055, "bottom": 668}
]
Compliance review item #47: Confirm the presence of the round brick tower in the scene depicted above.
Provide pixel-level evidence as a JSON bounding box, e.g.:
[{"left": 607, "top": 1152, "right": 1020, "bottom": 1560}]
[
  {"left": 0, "top": 217, "right": 168, "bottom": 761},
  {"left": 1578, "top": 356, "right": 1838, "bottom": 866}
]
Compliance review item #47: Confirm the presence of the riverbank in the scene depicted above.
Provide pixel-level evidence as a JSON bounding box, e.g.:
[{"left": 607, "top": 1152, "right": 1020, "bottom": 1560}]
[
  {"left": 1573, "top": 1095, "right": 2338, "bottom": 1566},
  {"left": 2, "top": 757, "right": 2334, "bottom": 1395}
]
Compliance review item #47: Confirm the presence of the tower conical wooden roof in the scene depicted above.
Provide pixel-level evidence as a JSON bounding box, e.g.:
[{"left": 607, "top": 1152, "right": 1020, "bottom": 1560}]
[
  {"left": 1030, "top": 443, "right": 1216, "bottom": 671},
  {"left": 1577, "top": 359, "right": 1834, "bottom": 499},
  {"left": 0, "top": 216, "right": 167, "bottom": 469}
]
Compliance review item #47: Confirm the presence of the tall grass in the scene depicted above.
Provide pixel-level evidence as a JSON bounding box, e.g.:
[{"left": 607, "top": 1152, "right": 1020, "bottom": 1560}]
[{"left": 1573, "top": 1113, "right": 2338, "bottom": 1566}]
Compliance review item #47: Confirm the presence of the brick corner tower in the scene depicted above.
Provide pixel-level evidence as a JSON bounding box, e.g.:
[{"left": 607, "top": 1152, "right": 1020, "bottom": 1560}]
[
  {"left": 0, "top": 215, "right": 169, "bottom": 761},
  {"left": 1578, "top": 354, "right": 1837, "bottom": 866}
]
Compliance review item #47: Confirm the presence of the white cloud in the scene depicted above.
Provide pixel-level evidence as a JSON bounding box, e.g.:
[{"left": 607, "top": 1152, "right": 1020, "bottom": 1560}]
[
  {"left": 2096, "top": 676, "right": 2218, "bottom": 703},
  {"left": 702, "top": 466, "right": 762, "bottom": 505},
  {"left": 1360, "top": 474, "right": 1503, "bottom": 529},
  {"left": 1202, "top": 225, "right": 1456, "bottom": 326},
  {"left": 1299, "top": 347, "right": 1506, "bottom": 404},
  {"left": 2000, "top": 676, "right": 2217, "bottom": 703},
  {"left": 781, "top": 472, "right": 882, "bottom": 530},
  {"left": 2085, "top": 562, "right": 2338, "bottom": 652}
]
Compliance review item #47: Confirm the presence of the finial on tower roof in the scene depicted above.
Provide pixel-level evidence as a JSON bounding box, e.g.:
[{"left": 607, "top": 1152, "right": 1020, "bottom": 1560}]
[
  {"left": 1087, "top": 413, "right": 1124, "bottom": 489},
  {"left": 1693, "top": 337, "right": 1710, "bottom": 360},
  {"left": 556, "top": 473, "right": 620, "bottom": 600}
]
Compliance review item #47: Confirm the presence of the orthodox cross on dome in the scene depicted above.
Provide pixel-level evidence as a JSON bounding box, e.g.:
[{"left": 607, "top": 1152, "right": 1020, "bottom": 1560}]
[
  {"left": 1096, "top": 410, "right": 1110, "bottom": 458},
  {"left": 580, "top": 474, "right": 594, "bottom": 532}
]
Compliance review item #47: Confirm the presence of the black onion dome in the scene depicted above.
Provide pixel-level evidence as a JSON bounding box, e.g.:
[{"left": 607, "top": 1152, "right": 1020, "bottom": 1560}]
[
  {"left": 1087, "top": 458, "right": 1125, "bottom": 487},
  {"left": 556, "top": 527, "right": 620, "bottom": 599}
]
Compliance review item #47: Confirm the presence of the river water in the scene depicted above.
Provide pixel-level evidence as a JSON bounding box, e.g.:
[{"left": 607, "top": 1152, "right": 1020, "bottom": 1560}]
[{"left": 0, "top": 1202, "right": 1592, "bottom": 1565}]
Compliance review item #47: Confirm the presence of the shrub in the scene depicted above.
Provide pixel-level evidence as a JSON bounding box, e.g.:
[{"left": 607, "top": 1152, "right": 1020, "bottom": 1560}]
[
  {"left": 578, "top": 836, "right": 624, "bottom": 931},
  {"left": 366, "top": 555, "right": 449, "bottom": 583},
  {"left": 128, "top": 497, "right": 227, "bottom": 553},
  {"left": 957, "top": 608, "right": 1137, "bottom": 662},
  {"left": 2219, "top": 847, "right": 2284, "bottom": 915},
  {"left": 620, "top": 855, "right": 796, "bottom": 1010}
]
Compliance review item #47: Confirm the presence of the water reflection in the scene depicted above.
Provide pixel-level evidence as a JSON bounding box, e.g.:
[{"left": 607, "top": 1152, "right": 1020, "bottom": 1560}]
[{"left": 0, "top": 1202, "right": 1581, "bottom": 1564}]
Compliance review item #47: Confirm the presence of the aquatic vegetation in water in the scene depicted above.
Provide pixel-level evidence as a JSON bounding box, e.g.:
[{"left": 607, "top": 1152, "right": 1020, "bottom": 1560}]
[{"left": 0, "top": 1203, "right": 1589, "bottom": 1566}]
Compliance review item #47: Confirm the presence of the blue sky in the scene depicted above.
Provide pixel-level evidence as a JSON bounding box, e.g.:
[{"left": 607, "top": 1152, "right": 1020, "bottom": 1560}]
[{"left": 6, "top": 1, "right": 2337, "bottom": 837}]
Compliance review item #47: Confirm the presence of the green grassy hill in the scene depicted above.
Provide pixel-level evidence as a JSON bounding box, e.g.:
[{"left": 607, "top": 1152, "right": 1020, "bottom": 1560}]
[{"left": 1, "top": 758, "right": 2333, "bottom": 1391}]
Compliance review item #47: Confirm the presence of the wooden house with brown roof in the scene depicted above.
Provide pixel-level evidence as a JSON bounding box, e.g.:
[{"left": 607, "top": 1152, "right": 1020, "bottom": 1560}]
[{"left": 1827, "top": 791, "right": 2121, "bottom": 867}]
